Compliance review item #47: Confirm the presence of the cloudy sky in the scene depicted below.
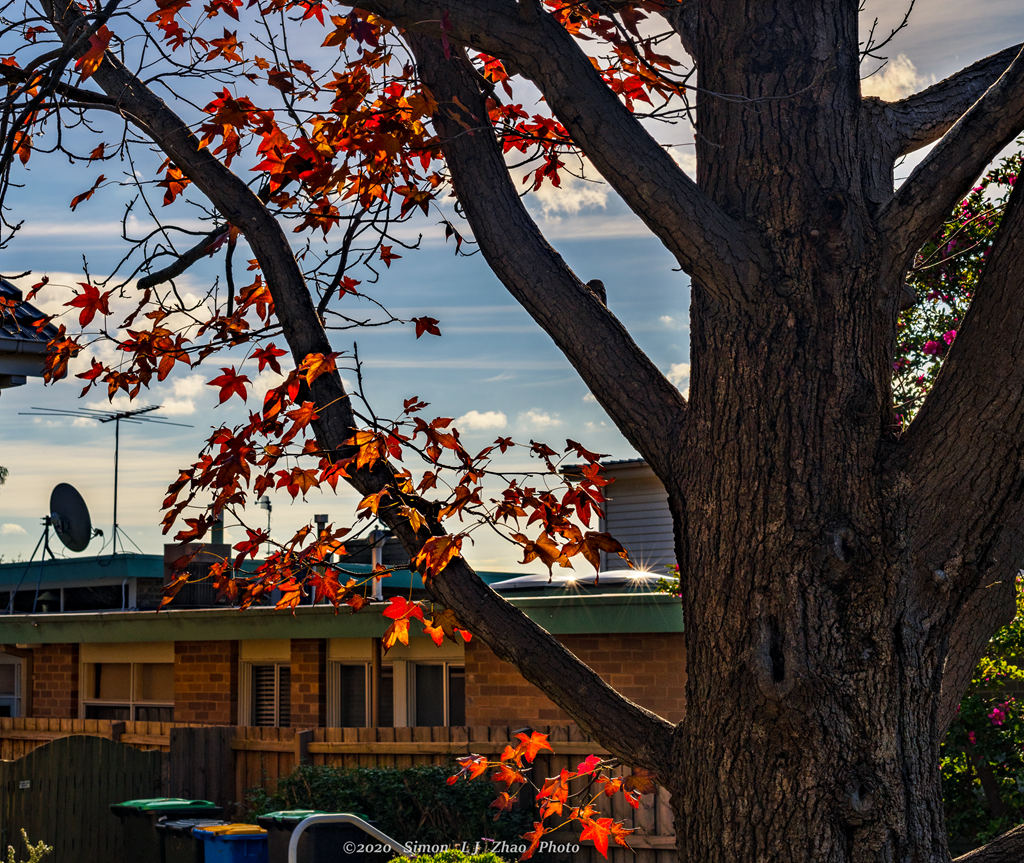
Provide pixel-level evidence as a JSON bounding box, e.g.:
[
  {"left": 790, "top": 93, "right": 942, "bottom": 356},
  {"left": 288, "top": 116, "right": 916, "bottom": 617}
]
[{"left": 0, "top": 1, "right": 1021, "bottom": 570}]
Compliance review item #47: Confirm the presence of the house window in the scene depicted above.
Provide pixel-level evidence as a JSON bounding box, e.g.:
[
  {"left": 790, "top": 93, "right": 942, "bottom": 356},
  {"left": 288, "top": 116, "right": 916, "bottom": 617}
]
[
  {"left": 411, "top": 663, "right": 465, "bottom": 726},
  {"left": 81, "top": 661, "right": 174, "bottom": 721},
  {"left": 0, "top": 655, "right": 23, "bottom": 717},
  {"left": 247, "top": 664, "right": 291, "bottom": 727},
  {"left": 327, "top": 663, "right": 393, "bottom": 727}
]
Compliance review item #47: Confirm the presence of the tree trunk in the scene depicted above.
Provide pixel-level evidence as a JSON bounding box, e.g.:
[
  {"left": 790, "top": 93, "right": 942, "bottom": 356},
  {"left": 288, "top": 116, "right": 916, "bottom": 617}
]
[
  {"left": 670, "top": 278, "right": 950, "bottom": 860},
  {"left": 662, "top": 8, "right": 954, "bottom": 859}
]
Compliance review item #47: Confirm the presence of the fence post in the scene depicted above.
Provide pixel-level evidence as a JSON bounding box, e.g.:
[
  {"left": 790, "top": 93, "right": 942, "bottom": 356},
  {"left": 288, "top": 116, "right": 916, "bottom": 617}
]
[
  {"left": 167, "top": 726, "right": 236, "bottom": 808},
  {"left": 294, "top": 729, "right": 312, "bottom": 766}
]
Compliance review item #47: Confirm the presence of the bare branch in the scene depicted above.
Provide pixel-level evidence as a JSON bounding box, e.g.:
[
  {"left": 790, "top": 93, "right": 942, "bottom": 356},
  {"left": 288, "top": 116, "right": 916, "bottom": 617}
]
[
  {"left": 360, "top": 0, "right": 768, "bottom": 301},
  {"left": 409, "top": 33, "right": 686, "bottom": 482},
  {"left": 953, "top": 823, "right": 1024, "bottom": 863},
  {"left": 876, "top": 43, "right": 1023, "bottom": 156},
  {"left": 878, "top": 45, "right": 1024, "bottom": 269},
  {"left": 43, "top": 0, "right": 676, "bottom": 772}
]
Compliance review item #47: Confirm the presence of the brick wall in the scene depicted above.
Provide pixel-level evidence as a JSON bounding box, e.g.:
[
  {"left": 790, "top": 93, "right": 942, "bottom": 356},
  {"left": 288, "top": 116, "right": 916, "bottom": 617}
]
[
  {"left": 174, "top": 640, "right": 238, "bottom": 723},
  {"left": 290, "top": 639, "right": 326, "bottom": 726},
  {"left": 464, "top": 633, "right": 686, "bottom": 726},
  {"left": 30, "top": 643, "right": 79, "bottom": 717}
]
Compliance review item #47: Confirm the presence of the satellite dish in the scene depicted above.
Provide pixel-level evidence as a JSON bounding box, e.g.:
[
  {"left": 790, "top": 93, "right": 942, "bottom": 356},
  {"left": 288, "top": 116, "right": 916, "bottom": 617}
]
[{"left": 49, "top": 483, "right": 92, "bottom": 552}]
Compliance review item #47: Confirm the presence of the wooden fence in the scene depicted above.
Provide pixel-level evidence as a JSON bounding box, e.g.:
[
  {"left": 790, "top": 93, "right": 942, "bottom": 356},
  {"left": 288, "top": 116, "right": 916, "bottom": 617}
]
[
  {"left": 0, "top": 719, "right": 676, "bottom": 862},
  {"left": 0, "top": 734, "right": 163, "bottom": 863}
]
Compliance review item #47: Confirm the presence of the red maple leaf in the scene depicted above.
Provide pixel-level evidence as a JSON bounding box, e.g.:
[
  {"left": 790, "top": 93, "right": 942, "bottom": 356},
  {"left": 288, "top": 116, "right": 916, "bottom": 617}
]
[
  {"left": 207, "top": 366, "right": 250, "bottom": 402},
  {"left": 65, "top": 282, "right": 112, "bottom": 327},
  {"left": 412, "top": 316, "right": 441, "bottom": 338}
]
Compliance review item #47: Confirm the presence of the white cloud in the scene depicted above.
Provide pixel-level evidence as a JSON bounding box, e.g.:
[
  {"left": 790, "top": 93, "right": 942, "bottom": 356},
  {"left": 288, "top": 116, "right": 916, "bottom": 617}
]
[
  {"left": 530, "top": 159, "right": 609, "bottom": 220},
  {"left": 455, "top": 409, "right": 507, "bottom": 430},
  {"left": 667, "top": 362, "right": 690, "bottom": 396},
  {"left": 861, "top": 55, "right": 929, "bottom": 101},
  {"left": 582, "top": 392, "right": 598, "bottom": 403},
  {"left": 669, "top": 149, "right": 697, "bottom": 176},
  {"left": 517, "top": 409, "right": 562, "bottom": 430},
  {"left": 660, "top": 315, "right": 675, "bottom": 326},
  {"left": 1, "top": 523, "right": 26, "bottom": 536}
]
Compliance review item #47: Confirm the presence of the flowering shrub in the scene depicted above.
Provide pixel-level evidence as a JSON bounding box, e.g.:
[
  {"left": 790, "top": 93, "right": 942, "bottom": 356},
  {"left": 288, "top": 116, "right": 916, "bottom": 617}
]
[
  {"left": 893, "top": 143, "right": 1023, "bottom": 425},
  {"left": 941, "top": 577, "right": 1024, "bottom": 846}
]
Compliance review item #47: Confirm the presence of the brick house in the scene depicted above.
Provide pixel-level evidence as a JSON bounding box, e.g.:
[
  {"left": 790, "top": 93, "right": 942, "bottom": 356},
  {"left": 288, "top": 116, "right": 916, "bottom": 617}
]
[{"left": 0, "top": 461, "right": 683, "bottom": 730}]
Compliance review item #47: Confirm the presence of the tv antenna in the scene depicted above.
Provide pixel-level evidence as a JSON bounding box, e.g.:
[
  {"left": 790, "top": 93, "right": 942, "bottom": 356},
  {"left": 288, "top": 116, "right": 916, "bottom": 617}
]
[{"left": 18, "top": 405, "right": 192, "bottom": 554}]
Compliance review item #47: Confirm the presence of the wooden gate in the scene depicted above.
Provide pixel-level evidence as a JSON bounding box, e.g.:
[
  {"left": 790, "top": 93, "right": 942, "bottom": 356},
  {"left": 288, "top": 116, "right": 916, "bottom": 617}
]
[{"left": 0, "top": 734, "right": 164, "bottom": 863}]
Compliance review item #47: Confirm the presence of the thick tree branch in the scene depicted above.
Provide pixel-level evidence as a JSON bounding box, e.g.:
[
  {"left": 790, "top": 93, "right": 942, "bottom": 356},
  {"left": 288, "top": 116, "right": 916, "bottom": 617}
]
[
  {"left": 901, "top": 175, "right": 1024, "bottom": 687},
  {"left": 878, "top": 45, "right": 1024, "bottom": 270},
  {"left": 953, "top": 823, "right": 1024, "bottom": 863},
  {"left": 937, "top": 569, "right": 1015, "bottom": 734},
  {"left": 43, "top": 0, "right": 676, "bottom": 773},
  {"left": 874, "top": 43, "right": 1023, "bottom": 156},
  {"left": 409, "top": 33, "right": 685, "bottom": 482},
  {"left": 361, "top": 0, "right": 767, "bottom": 302},
  {"left": 656, "top": 0, "right": 696, "bottom": 58}
]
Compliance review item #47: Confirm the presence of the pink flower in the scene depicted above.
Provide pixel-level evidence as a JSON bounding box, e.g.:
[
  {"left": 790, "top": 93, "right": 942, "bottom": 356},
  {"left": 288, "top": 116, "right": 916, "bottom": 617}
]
[
  {"left": 968, "top": 731, "right": 977, "bottom": 745},
  {"left": 943, "top": 330, "right": 957, "bottom": 346},
  {"left": 923, "top": 340, "right": 942, "bottom": 356},
  {"left": 988, "top": 705, "right": 1006, "bottom": 727}
]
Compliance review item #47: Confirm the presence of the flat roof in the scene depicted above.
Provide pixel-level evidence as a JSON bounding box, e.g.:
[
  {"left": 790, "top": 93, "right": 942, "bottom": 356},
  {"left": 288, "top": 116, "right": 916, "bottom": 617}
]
[{"left": 0, "top": 591, "right": 683, "bottom": 644}]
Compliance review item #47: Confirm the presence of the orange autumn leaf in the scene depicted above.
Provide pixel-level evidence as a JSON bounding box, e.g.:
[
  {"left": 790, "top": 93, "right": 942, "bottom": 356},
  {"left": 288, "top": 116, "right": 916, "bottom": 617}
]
[
  {"left": 411, "top": 534, "right": 463, "bottom": 579},
  {"left": 75, "top": 25, "right": 111, "bottom": 80},
  {"left": 382, "top": 617, "right": 410, "bottom": 651},
  {"left": 299, "top": 350, "right": 338, "bottom": 385},
  {"left": 579, "top": 817, "right": 615, "bottom": 858},
  {"left": 515, "top": 730, "right": 553, "bottom": 762},
  {"left": 455, "top": 754, "right": 489, "bottom": 779}
]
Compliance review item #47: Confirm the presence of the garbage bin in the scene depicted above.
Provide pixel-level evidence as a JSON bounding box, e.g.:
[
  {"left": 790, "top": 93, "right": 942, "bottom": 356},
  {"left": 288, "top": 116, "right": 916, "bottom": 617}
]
[
  {"left": 111, "top": 798, "right": 223, "bottom": 862},
  {"left": 156, "top": 818, "right": 227, "bottom": 863},
  {"left": 256, "top": 811, "right": 377, "bottom": 863},
  {"left": 192, "top": 824, "right": 269, "bottom": 863}
]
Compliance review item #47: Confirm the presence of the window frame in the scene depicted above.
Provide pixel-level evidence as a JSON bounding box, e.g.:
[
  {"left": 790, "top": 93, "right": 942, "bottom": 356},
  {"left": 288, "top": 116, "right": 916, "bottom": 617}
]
[
  {"left": 325, "top": 661, "right": 396, "bottom": 728},
  {"left": 79, "top": 660, "right": 174, "bottom": 721},
  {"left": 0, "top": 653, "right": 24, "bottom": 718},
  {"left": 239, "top": 661, "right": 292, "bottom": 727},
  {"left": 408, "top": 661, "right": 465, "bottom": 727}
]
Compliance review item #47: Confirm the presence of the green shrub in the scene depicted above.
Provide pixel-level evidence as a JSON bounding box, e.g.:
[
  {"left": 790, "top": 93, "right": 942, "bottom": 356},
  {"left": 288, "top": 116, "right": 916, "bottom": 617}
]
[
  {"left": 942, "top": 576, "right": 1024, "bottom": 848},
  {"left": 247, "top": 763, "right": 533, "bottom": 846},
  {"left": 4, "top": 830, "right": 52, "bottom": 863}
]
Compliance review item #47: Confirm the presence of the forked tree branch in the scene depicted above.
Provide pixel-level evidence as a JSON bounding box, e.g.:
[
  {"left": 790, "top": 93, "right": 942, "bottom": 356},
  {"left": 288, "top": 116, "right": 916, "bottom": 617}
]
[
  {"left": 878, "top": 45, "right": 1024, "bottom": 270},
  {"left": 408, "top": 33, "right": 686, "bottom": 482},
  {"left": 42, "top": 0, "right": 677, "bottom": 773},
  {"left": 953, "top": 823, "right": 1024, "bottom": 863},
  {"left": 360, "top": 0, "right": 767, "bottom": 301},
  {"left": 873, "top": 43, "right": 1023, "bottom": 156},
  {"left": 901, "top": 174, "right": 1024, "bottom": 618}
]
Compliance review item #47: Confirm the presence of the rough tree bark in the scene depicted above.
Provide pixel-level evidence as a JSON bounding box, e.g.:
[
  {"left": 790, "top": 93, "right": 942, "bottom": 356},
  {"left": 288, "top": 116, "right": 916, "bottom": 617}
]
[{"left": 26, "top": 0, "right": 1024, "bottom": 861}]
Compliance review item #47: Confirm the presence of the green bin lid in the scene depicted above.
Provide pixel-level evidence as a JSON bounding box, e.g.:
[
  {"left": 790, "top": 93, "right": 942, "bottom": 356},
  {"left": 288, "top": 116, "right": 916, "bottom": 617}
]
[
  {"left": 257, "top": 810, "right": 323, "bottom": 823},
  {"left": 111, "top": 798, "right": 221, "bottom": 813}
]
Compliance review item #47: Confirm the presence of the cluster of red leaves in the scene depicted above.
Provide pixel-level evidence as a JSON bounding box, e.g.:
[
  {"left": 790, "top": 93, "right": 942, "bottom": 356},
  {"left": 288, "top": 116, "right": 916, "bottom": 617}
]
[{"left": 448, "top": 731, "right": 653, "bottom": 859}]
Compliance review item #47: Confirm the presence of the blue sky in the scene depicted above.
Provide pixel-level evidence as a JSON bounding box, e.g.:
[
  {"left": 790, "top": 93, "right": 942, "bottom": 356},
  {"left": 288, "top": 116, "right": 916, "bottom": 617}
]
[{"left": 1, "top": 0, "right": 1022, "bottom": 569}]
